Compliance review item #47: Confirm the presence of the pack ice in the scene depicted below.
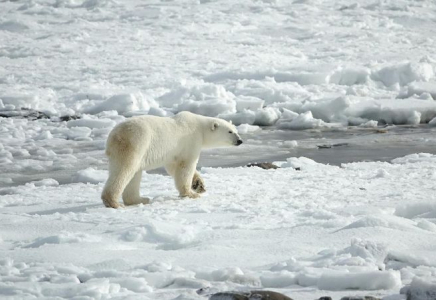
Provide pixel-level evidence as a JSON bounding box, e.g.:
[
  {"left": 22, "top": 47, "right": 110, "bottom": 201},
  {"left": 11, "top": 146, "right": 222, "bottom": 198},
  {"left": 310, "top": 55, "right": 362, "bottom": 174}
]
[{"left": 1, "top": 0, "right": 436, "bottom": 299}]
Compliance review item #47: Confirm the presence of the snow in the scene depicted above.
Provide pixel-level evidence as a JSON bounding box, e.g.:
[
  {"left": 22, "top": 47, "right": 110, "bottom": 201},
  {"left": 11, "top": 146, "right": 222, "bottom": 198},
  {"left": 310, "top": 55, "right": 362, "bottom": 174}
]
[
  {"left": 24, "top": 232, "right": 102, "bottom": 249},
  {"left": 2, "top": 154, "right": 436, "bottom": 299},
  {"left": 279, "top": 157, "right": 320, "bottom": 169},
  {"left": 401, "top": 277, "right": 436, "bottom": 300},
  {"left": 1, "top": 0, "right": 436, "bottom": 299},
  {"left": 84, "top": 93, "right": 158, "bottom": 115},
  {"left": 66, "top": 118, "right": 116, "bottom": 129},
  {"left": 277, "top": 111, "right": 326, "bottom": 130},
  {"left": 2, "top": 0, "right": 436, "bottom": 128},
  {"left": 236, "top": 124, "right": 261, "bottom": 134},
  {"left": 371, "top": 62, "right": 434, "bottom": 87},
  {"left": 395, "top": 202, "right": 436, "bottom": 219},
  {"left": 72, "top": 167, "right": 107, "bottom": 184},
  {"left": 398, "top": 82, "right": 436, "bottom": 100},
  {"left": 317, "top": 270, "right": 401, "bottom": 291},
  {"left": 235, "top": 96, "right": 265, "bottom": 112}
]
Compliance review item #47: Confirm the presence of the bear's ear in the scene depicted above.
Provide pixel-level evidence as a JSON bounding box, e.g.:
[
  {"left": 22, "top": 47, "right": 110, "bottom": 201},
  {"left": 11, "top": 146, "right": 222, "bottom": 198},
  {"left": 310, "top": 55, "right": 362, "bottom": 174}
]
[
  {"left": 211, "top": 121, "right": 219, "bottom": 131},
  {"left": 229, "top": 120, "right": 233, "bottom": 125}
]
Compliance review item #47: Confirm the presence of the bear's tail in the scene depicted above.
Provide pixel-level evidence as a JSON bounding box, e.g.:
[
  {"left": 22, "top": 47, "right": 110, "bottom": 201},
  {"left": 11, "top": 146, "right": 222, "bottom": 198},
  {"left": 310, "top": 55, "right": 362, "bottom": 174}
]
[{"left": 105, "top": 131, "right": 133, "bottom": 158}]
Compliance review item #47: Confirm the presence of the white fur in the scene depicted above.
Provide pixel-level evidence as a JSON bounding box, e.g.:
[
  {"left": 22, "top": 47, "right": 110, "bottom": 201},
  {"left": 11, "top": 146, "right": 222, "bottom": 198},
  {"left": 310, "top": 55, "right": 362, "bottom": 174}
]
[{"left": 101, "top": 111, "right": 242, "bottom": 208}]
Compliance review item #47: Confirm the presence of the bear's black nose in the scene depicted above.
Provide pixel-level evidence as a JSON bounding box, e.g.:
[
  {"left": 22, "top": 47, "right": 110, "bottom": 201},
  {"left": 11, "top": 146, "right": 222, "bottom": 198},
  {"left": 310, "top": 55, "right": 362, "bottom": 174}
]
[{"left": 236, "top": 139, "right": 243, "bottom": 146}]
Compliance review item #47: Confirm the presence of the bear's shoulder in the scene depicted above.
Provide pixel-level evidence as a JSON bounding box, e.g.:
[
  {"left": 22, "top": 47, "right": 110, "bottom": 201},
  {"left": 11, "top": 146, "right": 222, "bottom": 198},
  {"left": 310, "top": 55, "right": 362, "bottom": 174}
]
[
  {"left": 174, "top": 111, "right": 195, "bottom": 119},
  {"left": 129, "top": 115, "right": 169, "bottom": 123},
  {"left": 173, "top": 111, "right": 206, "bottom": 123}
]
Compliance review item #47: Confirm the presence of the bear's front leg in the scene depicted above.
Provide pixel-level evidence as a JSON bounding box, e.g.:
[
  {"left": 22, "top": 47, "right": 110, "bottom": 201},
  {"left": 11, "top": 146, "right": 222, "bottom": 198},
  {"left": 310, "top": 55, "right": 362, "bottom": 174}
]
[
  {"left": 192, "top": 171, "right": 206, "bottom": 194},
  {"left": 174, "top": 161, "right": 200, "bottom": 199}
]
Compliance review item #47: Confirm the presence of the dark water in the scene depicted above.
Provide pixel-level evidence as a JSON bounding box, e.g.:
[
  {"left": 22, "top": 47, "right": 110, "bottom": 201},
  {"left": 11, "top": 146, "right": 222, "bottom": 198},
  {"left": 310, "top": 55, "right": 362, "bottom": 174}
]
[
  {"left": 1, "top": 125, "right": 435, "bottom": 188},
  {"left": 198, "top": 125, "right": 436, "bottom": 168}
]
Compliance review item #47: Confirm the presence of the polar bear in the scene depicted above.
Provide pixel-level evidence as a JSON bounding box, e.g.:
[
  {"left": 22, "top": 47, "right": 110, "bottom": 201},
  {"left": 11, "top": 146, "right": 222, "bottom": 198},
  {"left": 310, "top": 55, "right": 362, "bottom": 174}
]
[{"left": 101, "top": 111, "right": 243, "bottom": 208}]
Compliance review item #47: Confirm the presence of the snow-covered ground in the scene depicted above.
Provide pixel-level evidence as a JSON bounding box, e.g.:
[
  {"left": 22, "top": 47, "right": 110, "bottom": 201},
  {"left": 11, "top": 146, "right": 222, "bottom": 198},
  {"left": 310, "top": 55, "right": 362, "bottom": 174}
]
[
  {"left": 2, "top": 154, "right": 436, "bottom": 299},
  {"left": 2, "top": 0, "right": 436, "bottom": 299},
  {"left": 2, "top": 0, "right": 436, "bottom": 125}
]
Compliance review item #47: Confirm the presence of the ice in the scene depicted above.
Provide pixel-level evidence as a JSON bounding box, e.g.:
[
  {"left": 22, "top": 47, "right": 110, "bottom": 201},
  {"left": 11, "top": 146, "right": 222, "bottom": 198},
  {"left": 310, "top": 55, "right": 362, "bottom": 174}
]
[
  {"left": 237, "top": 124, "right": 261, "bottom": 134},
  {"left": 0, "top": 20, "right": 29, "bottom": 32},
  {"left": 121, "top": 221, "right": 200, "bottom": 250},
  {"left": 359, "top": 120, "right": 378, "bottom": 128},
  {"left": 280, "top": 156, "right": 320, "bottom": 169},
  {"left": 31, "top": 178, "right": 59, "bottom": 187},
  {"left": 401, "top": 277, "right": 436, "bottom": 300},
  {"left": 302, "top": 97, "right": 350, "bottom": 123},
  {"left": 34, "top": 130, "right": 53, "bottom": 140},
  {"left": 392, "top": 153, "right": 436, "bottom": 165},
  {"left": 1, "top": 95, "right": 37, "bottom": 110},
  {"left": 329, "top": 66, "right": 370, "bottom": 86},
  {"left": 219, "top": 110, "right": 256, "bottom": 125},
  {"left": 398, "top": 82, "right": 436, "bottom": 100},
  {"left": 177, "top": 98, "right": 235, "bottom": 118},
  {"left": 168, "top": 277, "right": 209, "bottom": 289},
  {"left": 371, "top": 62, "right": 434, "bottom": 87},
  {"left": 317, "top": 270, "right": 401, "bottom": 291},
  {"left": 346, "top": 99, "right": 436, "bottom": 125},
  {"left": 394, "top": 203, "right": 436, "bottom": 220},
  {"left": 254, "top": 107, "right": 281, "bottom": 126},
  {"left": 407, "top": 111, "right": 422, "bottom": 125},
  {"left": 65, "top": 127, "right": 92, "bottom": 140},
  {"left": 111, "top": 277, "right": 153, "bottom": 293},
  {"left": 280, "top": 109, "right": 299, "bottom": 121},
  {"left": 0, "top": 149, "right": 13, "bottom": 160},
  {"left": 1, "top": 153, "right": 436, "bottom": 298},
  {"left": 147, "top": 107, "right": 174, "bottom": 117},
  {"left": 84, "top": 93, "right": 156, "bottom": 115},
  {"left": 416, "top": 220, "right": 436, "bottom": 233},
  {"left": 206, "top": 70, "right": 331, "bottom": 86},
  {"left": 387, "top": 251, "right": 436, "bottom": 271},
  {"left": 142, "top": 262, "right": 172, "bottom": 273},
  {"left": 280, "top": 140, "right": 298, "bottom": 148},
  {"left": 235, "top": 96, "right": 264, "bottom": 112},
  {"left": 24, "top": 232, "right": 101, "bottom": 248},
  {"left": 267, "top": 238, "right": 396, "bottom": 291},
  {"left": 72, "top": 167, "right": 107, "bottom": 184},
  {"left": 66, "top": 118, "right": 116, "bottom": 129},
  {"left": 344, "top": 239, "right": 387, "bottom": 267},
  {"left": 277, "top": 111, "right": 326, "bottom": 130},
  {"left": 158, "top": 82, "right": 236, "bottom": 117},
  {"left": 260, "top": 271, "right": 297, "bottom": 288},
  {"left": 2, "top": 0, "right": 436, "bottom": 298},
  {"left": 196, "top": 267, "right": 259, "bottom": 286},
  {"left": 41, "top": 278, "right": 121, "bottom": 298},
  {"left": 338, "top": 215, "right": 412, "bottom": 231}
]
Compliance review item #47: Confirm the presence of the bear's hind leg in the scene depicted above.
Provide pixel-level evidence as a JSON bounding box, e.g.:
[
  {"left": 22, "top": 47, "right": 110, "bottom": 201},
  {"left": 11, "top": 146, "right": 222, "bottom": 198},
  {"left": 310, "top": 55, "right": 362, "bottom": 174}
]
[
  {"left": 122, "top": 170, "right": 150, "bottom": 206},
  {"left": 101, "top": 159, "right": 139, "bottom": 209}
]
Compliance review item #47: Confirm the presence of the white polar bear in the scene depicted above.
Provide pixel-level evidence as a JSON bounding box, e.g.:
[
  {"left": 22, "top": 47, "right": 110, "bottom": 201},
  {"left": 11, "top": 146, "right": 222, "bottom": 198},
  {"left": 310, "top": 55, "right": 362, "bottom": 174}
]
[{"left": 101, "top": 111, "right": 243, "bottom": 208}]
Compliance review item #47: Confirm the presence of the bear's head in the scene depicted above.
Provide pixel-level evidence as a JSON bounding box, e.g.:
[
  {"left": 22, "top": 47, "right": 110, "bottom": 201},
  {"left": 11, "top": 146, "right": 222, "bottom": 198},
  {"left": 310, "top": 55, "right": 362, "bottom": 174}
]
[{"left": 205, "top": 119, "right": 243, "bottom": 148}]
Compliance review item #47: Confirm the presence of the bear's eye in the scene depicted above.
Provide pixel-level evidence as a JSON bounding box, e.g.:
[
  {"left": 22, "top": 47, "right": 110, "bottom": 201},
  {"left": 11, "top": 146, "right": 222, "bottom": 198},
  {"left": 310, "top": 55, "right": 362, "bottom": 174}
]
[{"left": 228, "top": 131, "right": 232, "bottom": 134}]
